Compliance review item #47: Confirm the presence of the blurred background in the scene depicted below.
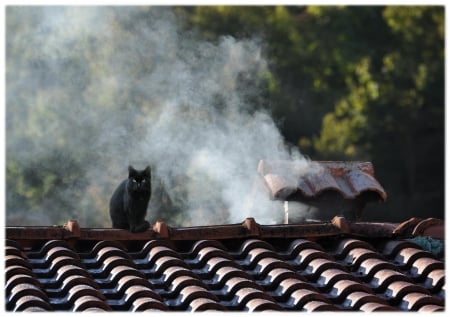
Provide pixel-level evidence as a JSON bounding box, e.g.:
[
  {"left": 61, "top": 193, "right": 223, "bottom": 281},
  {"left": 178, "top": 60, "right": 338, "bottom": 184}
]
[{"left": 5, "top": 6, "right": 444, "bottom": 227}]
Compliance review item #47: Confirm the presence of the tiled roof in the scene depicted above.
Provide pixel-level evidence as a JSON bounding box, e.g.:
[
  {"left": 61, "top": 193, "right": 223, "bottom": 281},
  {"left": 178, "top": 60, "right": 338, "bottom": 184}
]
[
  {"left": 258, "top": 160, "right": 387, "bottom": 202},
  {"left": 5, "top": 217, "right": 444, "bottom": 312},
  {"left": 257, "top": 160, "right": 388, "bottom": 221}
]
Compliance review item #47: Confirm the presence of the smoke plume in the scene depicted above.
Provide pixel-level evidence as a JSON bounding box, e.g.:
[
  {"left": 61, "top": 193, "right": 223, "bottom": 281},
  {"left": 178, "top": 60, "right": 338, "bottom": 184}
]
[{"left": 6, "top": 6, "right": 314, "bottom": 227}]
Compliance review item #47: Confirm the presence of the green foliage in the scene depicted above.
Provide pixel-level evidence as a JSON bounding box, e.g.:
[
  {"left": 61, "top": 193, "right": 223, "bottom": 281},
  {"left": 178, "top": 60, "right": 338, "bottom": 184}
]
[{"left": 308, "top": 6, "right": 444, "bottom": 220}]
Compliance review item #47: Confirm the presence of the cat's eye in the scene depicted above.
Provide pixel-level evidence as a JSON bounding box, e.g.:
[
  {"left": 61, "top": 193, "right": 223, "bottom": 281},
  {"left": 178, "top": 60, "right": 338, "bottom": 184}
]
[
  {"left": 142, "top": 179, "right": 146, "bottom": 183},
  {"left": 132, "top": 179, "right": 137, "bottom": 183}
]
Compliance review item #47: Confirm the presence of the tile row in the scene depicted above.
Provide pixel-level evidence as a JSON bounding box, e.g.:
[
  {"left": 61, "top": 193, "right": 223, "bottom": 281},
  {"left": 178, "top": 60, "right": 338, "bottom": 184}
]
[{"left": 5, "top": 237, "right": 445, "bottom": 312}]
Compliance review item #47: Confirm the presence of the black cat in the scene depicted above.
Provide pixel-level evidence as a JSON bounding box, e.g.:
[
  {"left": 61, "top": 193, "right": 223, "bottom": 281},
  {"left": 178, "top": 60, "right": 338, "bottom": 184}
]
[{"left": 109, "top": 166, "right": 151, "bottom": 232}]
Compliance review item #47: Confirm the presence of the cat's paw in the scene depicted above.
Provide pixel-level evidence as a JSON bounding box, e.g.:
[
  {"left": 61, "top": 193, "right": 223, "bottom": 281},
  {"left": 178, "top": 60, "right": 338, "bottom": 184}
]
[{"left": 131, "top": 221, "right": 150, "bottom": 233}]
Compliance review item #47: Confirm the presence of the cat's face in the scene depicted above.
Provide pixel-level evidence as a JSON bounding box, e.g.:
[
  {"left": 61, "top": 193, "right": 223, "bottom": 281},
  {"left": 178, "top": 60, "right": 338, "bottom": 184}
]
[{"left": 127, "top": 166, "right": 151, "bottom": 193}]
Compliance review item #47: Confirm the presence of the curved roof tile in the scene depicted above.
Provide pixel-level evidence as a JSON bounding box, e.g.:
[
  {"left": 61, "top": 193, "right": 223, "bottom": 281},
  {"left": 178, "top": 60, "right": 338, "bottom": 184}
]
[
  {"left": 5, "top": 219, "right": 445, "bottom": 312},
  {"left": 12, "top": 295, "right": 53, "bottom": 312},
  {"left": 258, "top": 160, "right": 387, "bottom": 202}
]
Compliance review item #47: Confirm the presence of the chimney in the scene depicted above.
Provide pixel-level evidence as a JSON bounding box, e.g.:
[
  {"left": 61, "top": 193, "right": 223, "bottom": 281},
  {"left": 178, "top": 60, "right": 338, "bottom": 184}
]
[{"left": 257, "top": 160, "right": 387, "bottom": 223}]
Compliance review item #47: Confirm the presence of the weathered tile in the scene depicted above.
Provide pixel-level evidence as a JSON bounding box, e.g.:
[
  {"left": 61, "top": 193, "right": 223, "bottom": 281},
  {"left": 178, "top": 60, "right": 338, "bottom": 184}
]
[
  {"left": 399, "top": 292, "right": 445, "bottom": 311},
  {"left": 5, "top": 218, "right": 445, "bottom": 312}
]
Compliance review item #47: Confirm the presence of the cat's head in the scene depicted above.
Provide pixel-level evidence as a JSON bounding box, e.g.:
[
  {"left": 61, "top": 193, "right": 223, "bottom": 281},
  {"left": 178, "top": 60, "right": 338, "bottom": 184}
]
[{"left": 127, "top": 165, "right": 151, "bottom": 193}]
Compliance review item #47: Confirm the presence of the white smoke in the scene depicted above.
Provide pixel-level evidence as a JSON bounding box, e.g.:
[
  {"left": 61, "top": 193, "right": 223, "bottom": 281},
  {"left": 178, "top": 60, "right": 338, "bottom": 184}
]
[{"left": 6, "top": 6, "right": 315, "bottom": 227}]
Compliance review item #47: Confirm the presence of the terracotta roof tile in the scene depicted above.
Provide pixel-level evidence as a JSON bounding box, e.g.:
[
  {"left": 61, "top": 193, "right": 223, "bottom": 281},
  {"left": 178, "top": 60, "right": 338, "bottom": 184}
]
[
  {"left": 357, "top": 258, "right": 400, "bottom": 280},
  {"left": 304, "top": 257, "right": 346, "bottom": 279},
  {"left": 188, "top": 297, "right": 226, "bottom": 311},
  {"left": 5, "top": 218, "right": 445, "bottom": 312},
  {"left": 330, "top": 237, "right": 376, "bottom": 262},
  {"left": 316, "top": 268, "right": 360, "bottom": 291},
  {"left": 5, "top": 274, "right": 41, "bottom": 296},
  {"left": 73, "top": 295, "right": 112, "bottom": 311},
  {"left": 393, "top": 218, "right": 445, "bottom": 240},
  {"left": 162, "top": 266, "right": 199, "bottom": 287},
  {"left": 196, "top": 256, "right": 236, "bottom": 274},
  {"left": 271, "top": 278, "right": 318, "bottom": 300},
  {"left": 369, "top": 269, "right": 412, "bottom": 292},
  {"left": 5, "top": 254, "right": 33, "bottom": 270},
  {"left": 257, "top": 160, "right": 387, "bottom": 220},
  {"left": 129, "top": 296, "right": 168, "bottom": 311},
  {"left": 379, "top": 240, "right": 419, "bottom": 257},
  {"left": 260, "top": 268, "right": 306, "bottom": 288},
  {"left": 254, "top": 258, "right": 292, "bottom": 278},
  {"left": 328, "top": 279, "right": 374, "bottom": 302},
  {"left": 214, "top": 266, "right": 251, "bottom": 285},
  {"left": 258, "top": 160, "right": 387, "bottom": 199},
  {"left": 303, "top": 300, "right": 340, "bottom": 311},
  {"left": 11, "top": 295, "right": 53, "bottom": 312},
  {"left": 412, "top": 218, "right": 445, "bottom": 239},
  {"left": 6, "top": 283, "right": 50, "bottom": 310},
  {"left": 343, "top": 291, "right": 389, "bottom": 310},
  {"left": 399, "top": 292, "right": 444, "bottom": 311},
  {"left": 410, "top": 257, "right": 444, "bottom": 281},
  {"left": 290, "top": 288, "right": 334, "bottom": 310},
  {"left": 188, "top": 247, "right": 233, "bottom": 268},
  {"left": 5, "top": 265, "right": 34, "bottom": 283},
  {"left": 384, "top": 280, "right": 430, "bottom": 303},
  {"left": 393, "top": 247, "right": 431, "bottom": 268},
  {"left": 359, "top": 301, "right": 398, "bottom": 312},
  {"left": 170, "top": 285, "right": 220, "bottom": 310},
  {"left": 233, "top": 287, "right": 277, "bottom": 308},
  {"left": 345, "top": 248, "right": 385, "bottom": 270},
  {"left": 423, "top": 269, "right": 445, "bottom": 292},
  {"left": 221, "top": 277, "right": 258, "bottom": 295},
  {"left": 418, "top": 304, "right": 445, "bottom": 312},
  {"left": 291, "top": 248, "right": 334, "bottom": 270},
  {"left": 245, "top": 297, "right": 283, "bottom": 311}
]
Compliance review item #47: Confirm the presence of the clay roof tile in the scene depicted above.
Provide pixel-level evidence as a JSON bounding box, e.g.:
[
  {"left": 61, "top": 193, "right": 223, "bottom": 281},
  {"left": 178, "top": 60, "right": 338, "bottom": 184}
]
[
  {"left": 257, "top": 160, "right": 387, "bottom": 220},
  {"left": 5, "top": 219, "right": 445, "bottom": 312}
]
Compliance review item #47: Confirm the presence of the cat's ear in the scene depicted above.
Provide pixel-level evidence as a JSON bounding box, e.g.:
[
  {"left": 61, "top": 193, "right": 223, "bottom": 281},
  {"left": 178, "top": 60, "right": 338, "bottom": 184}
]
[
  {"left": 144, "top": 165, "right": 151, "bottom": 178},
  {"left": 128, "top": 165, "right": 137, "bottom": 177}
]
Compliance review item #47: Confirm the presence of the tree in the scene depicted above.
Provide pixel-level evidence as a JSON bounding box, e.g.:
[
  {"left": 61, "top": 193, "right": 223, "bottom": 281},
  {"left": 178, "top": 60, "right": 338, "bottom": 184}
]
[{"left": 308, "top": 6, "right": 444, "bottom": 220}]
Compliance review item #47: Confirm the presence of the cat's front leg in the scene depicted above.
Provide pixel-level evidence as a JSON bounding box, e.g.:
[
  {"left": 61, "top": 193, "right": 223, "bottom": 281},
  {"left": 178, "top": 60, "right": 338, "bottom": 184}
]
[
  {"left": 132, "top": 221, "right": 150, "bottom": 233},
  {"left": 128, "top": 212, "right": 149, "bottom": 232}
]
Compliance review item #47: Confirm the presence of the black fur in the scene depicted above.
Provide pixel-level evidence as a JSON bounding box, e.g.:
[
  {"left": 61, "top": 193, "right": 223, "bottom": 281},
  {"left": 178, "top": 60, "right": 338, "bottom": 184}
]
[{"left": 109, "top": 165, "right": 151, "bottom": 232}]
